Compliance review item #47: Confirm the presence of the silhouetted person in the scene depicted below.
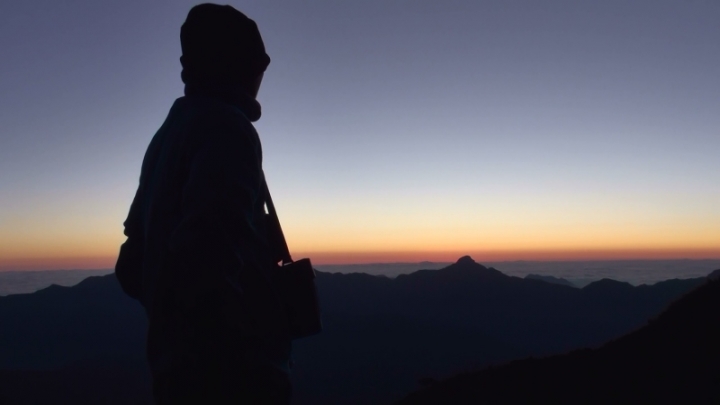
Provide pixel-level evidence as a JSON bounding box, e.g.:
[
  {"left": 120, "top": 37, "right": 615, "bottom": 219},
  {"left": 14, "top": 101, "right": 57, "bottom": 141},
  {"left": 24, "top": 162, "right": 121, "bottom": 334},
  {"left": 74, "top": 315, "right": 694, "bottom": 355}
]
[{"left": 116, "top": 4, "right": 292, "bottom": 404}]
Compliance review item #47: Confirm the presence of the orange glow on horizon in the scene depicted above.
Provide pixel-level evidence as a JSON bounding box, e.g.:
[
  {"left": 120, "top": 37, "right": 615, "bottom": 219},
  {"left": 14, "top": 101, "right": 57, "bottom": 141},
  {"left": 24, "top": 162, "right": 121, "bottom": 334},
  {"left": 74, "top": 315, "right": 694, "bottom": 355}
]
[
  {"left": 0, "top": 256, "right": 118, "bottom": 271},
  {"left": 297, "top": 248, "right": 720, "bottom": 265},
  {"left": 2, "top": 248, "right": 720, "bottom": 271}
]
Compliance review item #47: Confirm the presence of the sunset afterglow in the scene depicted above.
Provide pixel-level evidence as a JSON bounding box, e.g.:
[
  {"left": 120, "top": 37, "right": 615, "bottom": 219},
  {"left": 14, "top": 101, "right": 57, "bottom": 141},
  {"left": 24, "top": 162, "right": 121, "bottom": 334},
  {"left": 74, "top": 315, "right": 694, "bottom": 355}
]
[{"left": 1, "top": 1, "right": 719, "bottom": 271}]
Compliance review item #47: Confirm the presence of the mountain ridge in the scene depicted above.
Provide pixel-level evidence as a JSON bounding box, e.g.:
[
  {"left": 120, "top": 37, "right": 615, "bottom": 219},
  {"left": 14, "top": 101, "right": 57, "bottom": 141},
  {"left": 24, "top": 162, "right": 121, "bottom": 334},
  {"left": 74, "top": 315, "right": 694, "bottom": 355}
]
[
  {"left": 397, "top": 275, "right": 720, "bottom": 405},
  {"left": 0, "top": 258, "right": 714, "bottom": 405}
]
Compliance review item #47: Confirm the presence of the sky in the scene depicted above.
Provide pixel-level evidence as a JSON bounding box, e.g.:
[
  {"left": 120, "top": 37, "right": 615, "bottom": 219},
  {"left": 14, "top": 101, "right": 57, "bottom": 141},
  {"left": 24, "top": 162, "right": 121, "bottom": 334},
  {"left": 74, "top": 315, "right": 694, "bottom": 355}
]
[{"left": 1, "top": 0, "right": 719, "bottom": 270}]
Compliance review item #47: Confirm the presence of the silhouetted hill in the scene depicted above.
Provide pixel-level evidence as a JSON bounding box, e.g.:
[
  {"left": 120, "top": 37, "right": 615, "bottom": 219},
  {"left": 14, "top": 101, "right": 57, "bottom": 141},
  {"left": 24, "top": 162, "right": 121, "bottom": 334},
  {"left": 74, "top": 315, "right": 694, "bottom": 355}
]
[
  {"left": 524, "top": 274, "right": 576, "bottom": 287},
  {"left": 0, "top": 276, "right": 150, "bottom": 404},
  {"left": 0, "top": 275, "right": 146, "bottom": 370},
  {"left": 0, "top": 258, "right": 711, "bottom": 405},
  {"left": 397, "top": 279, "right": 720, "bottom": 405},
  {"left": 321, "top": 257, "right": 706, "bottom": 358},
  {"left": 0, "top": 364, "right": 152, "bottom": 405}
]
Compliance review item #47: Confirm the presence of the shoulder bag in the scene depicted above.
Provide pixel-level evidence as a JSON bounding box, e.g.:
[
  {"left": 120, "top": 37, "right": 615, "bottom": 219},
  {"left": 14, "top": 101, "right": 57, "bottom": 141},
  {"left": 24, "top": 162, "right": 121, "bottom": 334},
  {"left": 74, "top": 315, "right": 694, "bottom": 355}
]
[{"left": 263, "top": 175, "right": 323, "bottom": 340}]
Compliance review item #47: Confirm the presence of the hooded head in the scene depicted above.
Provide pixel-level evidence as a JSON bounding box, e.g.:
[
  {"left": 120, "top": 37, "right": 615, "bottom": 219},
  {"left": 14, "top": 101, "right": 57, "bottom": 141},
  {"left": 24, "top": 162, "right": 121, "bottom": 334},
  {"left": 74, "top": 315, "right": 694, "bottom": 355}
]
[{"left": 180, "top": 4, "right": 270, "bottom": 120}]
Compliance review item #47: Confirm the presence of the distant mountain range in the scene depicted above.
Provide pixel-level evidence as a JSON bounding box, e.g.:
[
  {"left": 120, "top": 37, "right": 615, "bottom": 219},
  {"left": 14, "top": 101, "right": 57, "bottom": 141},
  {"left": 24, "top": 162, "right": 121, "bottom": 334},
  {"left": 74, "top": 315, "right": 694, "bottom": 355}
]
[
  {"left": 4, "top": 259, "right": 718, "bottom": 296},
  {"left": 0, "top": 269, "right": 112, "bottom": 296},
  {"left": 0, "top": 256, "right": 713, "bottom": 405},
  {"left": 398, "top": 278, "right": 720, "bottom": 405},
  {"left": 524, "top": 273, "right": 576, "bottom": 287}
]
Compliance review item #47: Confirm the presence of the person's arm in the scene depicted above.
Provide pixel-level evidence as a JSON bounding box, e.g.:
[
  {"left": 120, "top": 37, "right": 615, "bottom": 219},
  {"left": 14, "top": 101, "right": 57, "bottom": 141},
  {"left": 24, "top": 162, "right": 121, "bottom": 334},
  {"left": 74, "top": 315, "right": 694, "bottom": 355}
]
[{"left": 115, "top": 188, "right": 144, "bottom": 300}]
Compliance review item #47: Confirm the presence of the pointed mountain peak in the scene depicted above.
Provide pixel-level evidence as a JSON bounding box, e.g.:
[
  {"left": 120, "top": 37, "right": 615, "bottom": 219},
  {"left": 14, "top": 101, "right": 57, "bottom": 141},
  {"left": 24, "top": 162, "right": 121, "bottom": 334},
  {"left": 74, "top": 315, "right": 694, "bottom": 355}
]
[
  {"left": 456, "top": 255, "right": 476, "bottom": 265},
  {"left": 445, "top": 255, "right": 505, "bottom": 278},
  {"left": 397, "top": 255, "right": 505, "bottom": 283}
]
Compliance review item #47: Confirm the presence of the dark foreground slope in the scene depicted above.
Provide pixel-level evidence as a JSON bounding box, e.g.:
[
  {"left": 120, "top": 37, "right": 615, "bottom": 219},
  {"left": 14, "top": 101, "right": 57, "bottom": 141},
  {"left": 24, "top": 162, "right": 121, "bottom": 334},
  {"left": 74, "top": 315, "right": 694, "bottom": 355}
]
[
  {"left": 0, "top": 258, "right": 711, "bottom": 405},
  {"left": 398, "top": 277, "right": 720, "bottom": 405},
  {"left": 0, "top": 276, "right": 150, "bottom": 405}
]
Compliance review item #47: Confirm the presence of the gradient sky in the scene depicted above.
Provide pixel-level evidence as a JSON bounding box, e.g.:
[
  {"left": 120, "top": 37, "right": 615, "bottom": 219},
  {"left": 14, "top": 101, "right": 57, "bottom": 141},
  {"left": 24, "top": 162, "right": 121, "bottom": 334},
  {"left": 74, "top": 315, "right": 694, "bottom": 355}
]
[{"left": 1, "top": 0, "right": 719, "bottom": 270}]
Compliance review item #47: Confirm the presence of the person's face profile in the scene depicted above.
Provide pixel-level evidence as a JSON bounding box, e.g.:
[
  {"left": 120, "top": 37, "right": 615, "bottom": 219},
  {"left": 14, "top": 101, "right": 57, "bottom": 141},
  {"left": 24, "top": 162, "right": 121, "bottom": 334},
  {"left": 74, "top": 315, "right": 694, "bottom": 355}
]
[{"left": 246, "top": 72, "right": 264, "bottom": 99}]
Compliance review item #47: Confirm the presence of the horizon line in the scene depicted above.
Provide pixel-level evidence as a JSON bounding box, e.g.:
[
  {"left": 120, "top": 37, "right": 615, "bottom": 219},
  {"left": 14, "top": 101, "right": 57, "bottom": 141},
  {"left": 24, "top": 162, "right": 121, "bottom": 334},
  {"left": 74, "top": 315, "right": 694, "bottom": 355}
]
[{"left": 2, "top": 250, "right": 720, "bottom": 271}]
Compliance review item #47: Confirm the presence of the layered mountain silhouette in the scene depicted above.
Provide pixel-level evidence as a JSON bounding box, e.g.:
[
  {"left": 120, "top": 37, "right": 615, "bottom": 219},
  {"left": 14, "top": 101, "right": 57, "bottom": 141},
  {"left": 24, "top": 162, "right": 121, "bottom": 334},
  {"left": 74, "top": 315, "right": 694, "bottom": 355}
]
[
  {"left": 0, "top": 257, "right": 713, "bottom": 405},
  {"left": 524, "top": 274, "right": 576, "bottom": 287},
  {"left": 0, "top": 275, "right": 150, "bottom": 405},
  {"left": 397, "top": 277, "right": 720, "bottom": 405}
]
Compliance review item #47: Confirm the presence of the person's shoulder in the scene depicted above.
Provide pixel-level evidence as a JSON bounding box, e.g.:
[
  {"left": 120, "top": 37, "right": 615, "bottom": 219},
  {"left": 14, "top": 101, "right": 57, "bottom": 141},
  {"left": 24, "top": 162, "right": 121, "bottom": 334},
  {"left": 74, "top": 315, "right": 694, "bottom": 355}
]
[
  {"left": 177, "top": 96, "right": 257, "bottom": 146},
  {"left": 181, "top": 96, "right": 254, "bottom": 130}
]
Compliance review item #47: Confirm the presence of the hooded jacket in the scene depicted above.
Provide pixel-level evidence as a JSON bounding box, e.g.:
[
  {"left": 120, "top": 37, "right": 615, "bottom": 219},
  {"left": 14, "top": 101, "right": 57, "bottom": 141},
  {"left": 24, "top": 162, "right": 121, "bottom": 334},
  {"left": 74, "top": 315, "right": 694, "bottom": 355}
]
[{"left": 117, "top": 93, "right": 291, "bottom": 376}]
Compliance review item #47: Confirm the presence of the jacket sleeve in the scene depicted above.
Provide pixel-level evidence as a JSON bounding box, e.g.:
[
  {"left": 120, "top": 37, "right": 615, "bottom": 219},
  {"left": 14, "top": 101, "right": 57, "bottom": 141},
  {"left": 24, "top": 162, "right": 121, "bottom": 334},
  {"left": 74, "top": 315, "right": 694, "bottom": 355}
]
[
  {"left": 167, "top": 126, "right": 263, "bottom": 300},
  {"left": 115, "top": 188, "right": 144, "bottom": 300}
]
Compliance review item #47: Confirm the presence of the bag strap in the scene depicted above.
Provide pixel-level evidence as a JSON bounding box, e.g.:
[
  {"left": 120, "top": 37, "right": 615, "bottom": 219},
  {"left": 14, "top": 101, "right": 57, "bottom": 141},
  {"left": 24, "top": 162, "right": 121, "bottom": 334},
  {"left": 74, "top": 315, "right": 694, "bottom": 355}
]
[{"left": 262, "top": 172, "right": 293, "bottom": 265}]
